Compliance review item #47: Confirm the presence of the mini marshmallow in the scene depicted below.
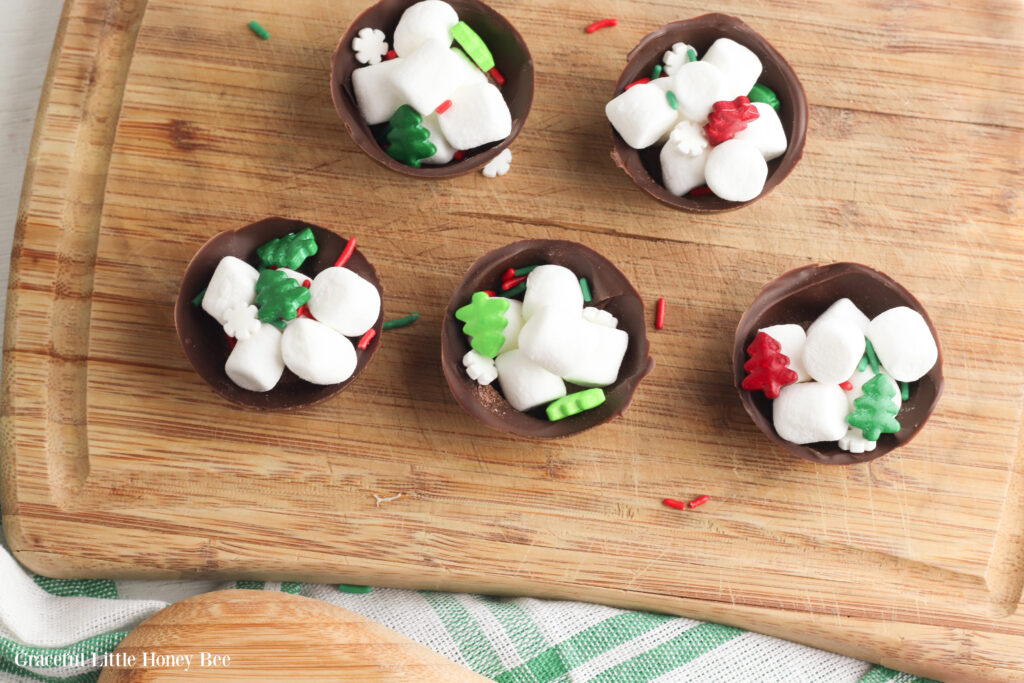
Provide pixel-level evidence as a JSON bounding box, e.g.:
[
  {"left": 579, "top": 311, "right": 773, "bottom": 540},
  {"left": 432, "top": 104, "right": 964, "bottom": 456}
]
[
  {"left": 497, "top": 298, "right": 524, "bottom": 355},
  {"left": 281, "top": 318, "right": 357, "bottom": 385},
  {"left": 582, "top": 307, "right": 618, "bottom": 329},
  {"left": 437, "top": 82, "right": 512, "bottom": 150},
  {"left": 495, "top": 349, "right": 566, "bottom": 412},
  {"left": 481, "top": 148, "right": 512, "bottom": 178},
  {"left": 463, "top": 349, "right": 497, "bottom": 385},
  {"left": 704, "top": 138, "right": 768, "bottom": 202},
  {"left": 758, "top": 323, "right": 809, "bottom": 382},
  {"left": 802, "top": 317, "right": 866, "bottom": 384},
  {"left": 521, "top": 265, "right": 584, "bottom": 320},
  {"left": 866, "top": 307, "right": 938, "bottom": 382},
  {"left": 352, "top": 27, "right": 388, "bottom": 65},
  {"left": 276, "top": 267, "right": 310, "bottom": 286},
  {"left": 668, "top": 60, "right": 729, "bottom": 123},
  {"left": 225, "top": 323, "right": 285, "bottom": 392},
  {"left": 352, "top": 58, "right": 406, "bottom": 125},
  {"left": 662, "top": 41, "right": 697, "bottom": 76},
  {"left": 605, "top": 82, "right": 679, "bottom": 149},
  {"left": 701, "top": 38, "right": 762, "bottom": 99},
  {"left": 772, "top": 381, "right": 849, "bottom": 444},
  {"left": 518, "top": 307, "right": 628, "bottom": 387},
  {"left": 389, "top": 40, "right": 467, "bottom": 115},
  {"left": 392, "top": 0, "right": 459, "bottom": 56},
  {"left": 202, "top": 256, "right": 259, "bottom": 325},
  {"left": 223, "top": 303, "right": 261, "bottom": 342},
  {"left": 420, "top": 112, "right": 456, "bottom": 165},
  {"left": 732, "top": 101, "right": 787, "bottom": 161},
  {"left": 810, "top": 298, "right": 870, "bottom": 334},
  {"left": 660, "top": 141, "right": 709, "bottom": 196},
  {"left": 451, "top": 47, "right": 487, "bottom": 87},
  {"left": 839, "top": 368, "right": 902, "bottom": 453},
  {"left": 308, "top": 267, "right": 381, "bottom": 337}
]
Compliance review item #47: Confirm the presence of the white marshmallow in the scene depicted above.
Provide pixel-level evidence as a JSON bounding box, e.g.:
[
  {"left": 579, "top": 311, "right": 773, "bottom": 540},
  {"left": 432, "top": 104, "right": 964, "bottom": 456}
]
[
  {"left": 281, "top": 318, "right": 357, "bottom": 385},
  {"left": 437, "top": 82, "right": 511, "bottom": 150},
  {"left": 352, "top": 58, "right": 406, "bottom": 125},
  {"left": 451, "top": 47, "right": 487, "bottom": 86},
  {"left": 388, "top": 40, "right": 466, "bottom": 115},
  {"left": 202, "top": 256, "right": 259, "bottom": 325},
  {"left": 392, "top": 0, "right": 459, "bottom": 57},
  {"left": 495, "top": 349, "right": 566, "bottom": 412},
  {"left": 732, "top": 102, "right": 787, "bottom": 161},
  {"left": 866, "top": 307, "right": 938, "bottom": 382},
  {"left": 803, "top": 318, "right": 866, "bottom": 384},
  {"left": 701, "top": 38, "right": 762, "bottom": 100},
  {"left": 276, "top": 267, "right": 310, "bottom": 286},
  {"left": 668, "top": 60, "right": 729, "bottom": 123},
  {"left": 518, "top": 307, "right": 629, "bottom": 387},
  {"left": 521, "top": 265, "right": 584, "bottom": 320},
  {"left": 605, "top": 82, "right": 679, "bottom": 149},
  {"left": 772, "top": 382, "right": 849, "bottom": 444},
  {"left": 497, "top": 298, "right": 524, "bottom": 355},
  {"left": 758, "top": 324, "right": 809, "bottom": 382},
  {"left": 810, "top": 298, "right": 870, "bottom": 334},
  {"left": 839, "top": 368, "right": 902, "bottom": 453},
  {"left": 463, "top": 349, "right": 497, "bottom": 385},
  {"left": 420, "top": 112, "right": 456, "bottom": 165},
  {"left": 704, "top": 138, "right": 768, "bottom": 202},
  {"left": 308, "top": 267, "right": 381, "bottom": 337},
  {"left": 223, "top": 303, "right": 261, "bottom": 342},
  {"left": 660, "top": 141, "right": 709, "bottom": 196},
  {"left": 583, "top": 307, "right": 618, "bottom": 329},
  {"left": 662, "top": 41, "right": 697, "bottom": 76},
  {"left": 224, "top": 323, "right": 285, "bottom": 392}
]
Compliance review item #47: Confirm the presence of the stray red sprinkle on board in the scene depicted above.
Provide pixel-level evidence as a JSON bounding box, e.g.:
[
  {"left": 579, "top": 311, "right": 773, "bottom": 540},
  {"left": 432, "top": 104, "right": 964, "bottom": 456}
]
[
  {"left": 656, "top": 297, "right": 666, "bottom": 330},
  {"left": 385, "top": 49, "right": 397, "bottom": 60},
  {"left": 357, "top": 328, "right": 376, "bottom": 350},
  {"left": 840, "top": 381, "right": 853, "bottom": 391},
  {"left": 662, "top": 498, "right": 688, "bottom": 510},
  {"left": 688, "top": 495, "right": 710, "bottom": 509},
  {"left": 625, "top": 77, "right": 651, "bottom": 91},
  {"left": 435, "top": 99, "right": 453, "bottom": 114},
  {"left": 333, "top": 237, "right": 357, "bottom": 269},
  {"left": 586, "top": 18, "right": 618, "bottom": 33},
  {"left": 501, "top": 274, "right": 528, "bottom": 291},
  {"left": 488, "top": 66, "right": 505, "bottom": 85}
]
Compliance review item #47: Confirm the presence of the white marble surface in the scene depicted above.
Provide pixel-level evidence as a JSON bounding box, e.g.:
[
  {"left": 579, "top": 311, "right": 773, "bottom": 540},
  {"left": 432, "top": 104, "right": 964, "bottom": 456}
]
[{"left": 1, "top": 0, "right": 65, "bottom": 339}]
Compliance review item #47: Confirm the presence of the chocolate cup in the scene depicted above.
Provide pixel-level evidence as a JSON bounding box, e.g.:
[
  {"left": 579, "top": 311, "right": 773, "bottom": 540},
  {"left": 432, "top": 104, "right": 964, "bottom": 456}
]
[
  {"left": 610, "top": 13, "right": 808, "bottom": 213},
  {"left": 331, "top": 0, "right": 534, "bottom": 178},
  {"left": 733, "top": 263, "right": 944, "bottom": 465},
  {"left": 174, "top": 217, "right": 384, "bottom": 410},
  {"left": 441, "top": 240, "right": 654, "bottom": 438}
]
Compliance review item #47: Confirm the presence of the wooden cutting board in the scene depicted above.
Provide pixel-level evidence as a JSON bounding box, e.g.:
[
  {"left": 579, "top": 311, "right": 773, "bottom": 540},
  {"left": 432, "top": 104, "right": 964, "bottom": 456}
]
[
  {"left": 3, "top": 0, "right": 1022, "bottom": 680},
  {"left": 97, "top": 590, "right": 487, "bottom": 681}
]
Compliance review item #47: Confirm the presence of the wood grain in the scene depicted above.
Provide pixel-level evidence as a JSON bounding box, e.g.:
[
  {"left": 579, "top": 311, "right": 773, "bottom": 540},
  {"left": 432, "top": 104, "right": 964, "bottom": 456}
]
[
  {"left": 2, "top": 0, "right": 1022, "bottom": 680},
  {"left": 96, "top": 590, "right": 488, "bottom": 681}
]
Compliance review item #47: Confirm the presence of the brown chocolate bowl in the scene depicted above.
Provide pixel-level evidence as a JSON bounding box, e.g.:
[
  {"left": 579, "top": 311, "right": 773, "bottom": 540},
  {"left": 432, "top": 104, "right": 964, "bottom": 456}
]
[
  {"left": 733, "top": 263, "right": 944, "bottom": 465},
  {"left": 609, "top": 13, "right": 808, "bottom": 213},
  {"left": 331, "top": 0, "right": 534, "bottom": 178},
  {"left": 174, "top": 217, "right": 384, "bottom": 410},
  {"left": 441, "top": 240, "right": 654, "bottom": 438}
]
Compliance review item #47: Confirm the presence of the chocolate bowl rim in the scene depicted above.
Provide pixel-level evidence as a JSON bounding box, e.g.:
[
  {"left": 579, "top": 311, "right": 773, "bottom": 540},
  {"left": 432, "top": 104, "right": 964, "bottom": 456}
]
[
  {"left": 732, "top": 262, "right": 944, "bottom": 465},
  {"left": 330, "top": 0, "right": 535, "bottom": 178},
  {"left": 609, "top": 12, "right": 808, "bottom": 213}
]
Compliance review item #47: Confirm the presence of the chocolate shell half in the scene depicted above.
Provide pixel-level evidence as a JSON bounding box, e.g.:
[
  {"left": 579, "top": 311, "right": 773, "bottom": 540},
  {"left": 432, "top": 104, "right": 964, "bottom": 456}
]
[
  {"left": 174, "top": 217, "right": 384, "bottom": 410},
  {"left": 442, "top": 240, "right": 654, "bottom": 438},
  {"left": 331, "top": 0, "right": 534, "bottom": 178},
  {"left": 733, "top": 263, "right": 943, "bottom": 464},
  {"left": 610, "top": 13, "right": 808, "bottom": 213}
]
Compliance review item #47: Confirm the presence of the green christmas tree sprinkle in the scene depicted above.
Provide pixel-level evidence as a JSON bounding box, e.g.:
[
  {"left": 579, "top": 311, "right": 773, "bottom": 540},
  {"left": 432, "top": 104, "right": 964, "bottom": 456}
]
[
  {"left": 846, "top": 374, "right": 901, "bottom": 441},
  {"left": 455, "top": 291, "right": 509, "bottom": 358},
  {"left": 385, "top": 105, "right": 437, "bottom": 168},
  {"left": 256, "top": 226, "right": 318, "bottom": 270},
  {"left": 254, "top": 268, "right": 310, "bottom": 329}
]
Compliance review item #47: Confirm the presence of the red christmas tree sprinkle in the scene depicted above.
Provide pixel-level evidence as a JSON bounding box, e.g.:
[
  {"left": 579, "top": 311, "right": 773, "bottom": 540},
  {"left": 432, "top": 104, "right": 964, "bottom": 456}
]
[
  {"left": 704, "top": 96, "right": 760, "bottom": 146},
  {"left": 741, "top": 331, "right": 798, "bottom": 399}
]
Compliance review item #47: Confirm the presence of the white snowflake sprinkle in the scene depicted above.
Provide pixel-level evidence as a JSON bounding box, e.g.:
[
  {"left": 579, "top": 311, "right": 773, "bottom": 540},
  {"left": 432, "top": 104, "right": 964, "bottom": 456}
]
[
  {"left": 669, "top": 120, "right": 708, "bottom": 156},
  {"left": 481, "top": 149, "right": 512, "bottom": 178},
  {"left": 352, "top": 27, "right": 388, "bottom": 65},
  {"left": 662, "top": 42, "right": 697, "bottom": 76},
  {"left": 223, "top": 304, "right": 261, "bottom": 341}
]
